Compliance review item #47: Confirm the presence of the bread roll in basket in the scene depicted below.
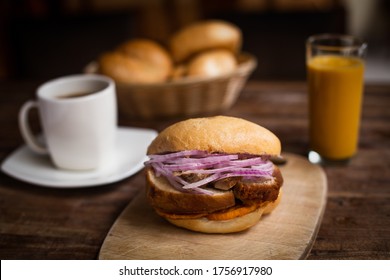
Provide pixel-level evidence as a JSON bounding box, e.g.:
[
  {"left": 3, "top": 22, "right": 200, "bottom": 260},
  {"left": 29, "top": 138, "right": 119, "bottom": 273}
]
[
  {"left": 85, "top": 53, "right": 256, "bottom": 119},
  {"left": 85, "top": 20, "right": 257, "bottom": 119}
]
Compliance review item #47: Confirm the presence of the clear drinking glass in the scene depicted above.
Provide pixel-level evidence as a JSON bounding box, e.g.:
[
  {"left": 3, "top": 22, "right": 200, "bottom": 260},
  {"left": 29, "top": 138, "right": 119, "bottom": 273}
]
[{"left": 306, "top": 34, "right": 367, "bottom": 164}]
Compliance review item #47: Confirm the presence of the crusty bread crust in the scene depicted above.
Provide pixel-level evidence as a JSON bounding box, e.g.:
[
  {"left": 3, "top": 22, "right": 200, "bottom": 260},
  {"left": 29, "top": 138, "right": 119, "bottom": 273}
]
[
  {"left": 146, "top": 167, "right": 235, "bottom": 214},
  {"left": 147, "top": 116, "right": 281, "bottom": 156},
  {"left": 169, "top": 20, "right": 242, "bottom": 63}
]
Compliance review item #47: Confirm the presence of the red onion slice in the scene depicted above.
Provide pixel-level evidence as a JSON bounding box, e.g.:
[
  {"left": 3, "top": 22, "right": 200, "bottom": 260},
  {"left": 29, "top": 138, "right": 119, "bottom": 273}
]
[
  {"left": 147, "top": 150, "right": 208, "bottom": 161},
  {"left": 145, "top": 150, "right": 274, "bottom": 195},
  {"left": 149, "top": 162, "right": 214, "bottom": 195},
  {"left": 182, "top": 173, "right": 221, "bottom": 189}
]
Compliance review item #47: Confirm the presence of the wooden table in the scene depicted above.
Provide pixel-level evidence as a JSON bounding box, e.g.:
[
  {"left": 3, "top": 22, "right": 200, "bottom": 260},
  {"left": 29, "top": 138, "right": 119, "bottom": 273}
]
[{"left": 0, "top": 80, "right": 389, "bottom": 260}]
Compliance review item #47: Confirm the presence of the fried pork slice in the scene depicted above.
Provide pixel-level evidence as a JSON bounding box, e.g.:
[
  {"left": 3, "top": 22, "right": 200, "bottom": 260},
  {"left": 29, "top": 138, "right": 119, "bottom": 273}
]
[
  {"left": 232, "top": 165, "right": 283, "bottom": 204},
  {"left": 214, "top": 177, "right": 240, "bottom": 190},
  {"left": 146, "top": 167, "right": 235, "bottom": 214},
  {"left": 178, "top": 172, "right": 209, "bottom": 183}
]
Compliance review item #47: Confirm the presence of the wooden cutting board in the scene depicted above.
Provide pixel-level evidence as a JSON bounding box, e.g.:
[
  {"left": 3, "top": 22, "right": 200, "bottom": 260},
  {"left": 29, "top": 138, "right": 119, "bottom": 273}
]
[{"left": 99, "top": 153, "right": 327, "bottom": 260}]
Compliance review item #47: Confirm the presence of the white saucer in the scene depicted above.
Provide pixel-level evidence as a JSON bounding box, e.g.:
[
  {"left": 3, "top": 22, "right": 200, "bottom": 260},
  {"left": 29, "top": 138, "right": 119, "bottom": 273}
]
[{"left": 1, "top": 127, "right": 157, "bottom": 188}]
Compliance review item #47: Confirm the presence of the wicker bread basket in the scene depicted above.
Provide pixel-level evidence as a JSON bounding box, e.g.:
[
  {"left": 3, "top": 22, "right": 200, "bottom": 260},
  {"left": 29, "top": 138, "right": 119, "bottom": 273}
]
[{"left": 86, "top": 53, "right": 256, "bottom": 119}]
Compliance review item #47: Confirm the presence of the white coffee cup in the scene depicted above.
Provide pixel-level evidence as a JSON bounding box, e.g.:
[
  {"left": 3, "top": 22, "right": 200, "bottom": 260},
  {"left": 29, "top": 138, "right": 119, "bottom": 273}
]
[{"left": 18, "top": 74, "right": 117, "bottom": 170}]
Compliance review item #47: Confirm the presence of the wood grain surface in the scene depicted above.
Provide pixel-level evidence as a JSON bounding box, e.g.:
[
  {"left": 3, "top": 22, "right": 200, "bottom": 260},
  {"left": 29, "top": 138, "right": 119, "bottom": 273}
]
[
  {"left": 99, "top": 153, "right": 327, "bottom": 260},
  {"left": 0, "top": 81, "right": 389, "bottom": 259}
]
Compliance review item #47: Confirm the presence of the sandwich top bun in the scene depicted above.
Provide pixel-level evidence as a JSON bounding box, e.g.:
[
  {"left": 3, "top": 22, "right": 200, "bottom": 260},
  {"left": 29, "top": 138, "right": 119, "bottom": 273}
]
[
  {"left": 99, "top": 39, "right": 172, "bottom": 84},
  {"left": 147, "top": 116, "right": 281, "bottom": 156},
  {"left": 169, "top": 20, "right": 242, "bottom": 63}
]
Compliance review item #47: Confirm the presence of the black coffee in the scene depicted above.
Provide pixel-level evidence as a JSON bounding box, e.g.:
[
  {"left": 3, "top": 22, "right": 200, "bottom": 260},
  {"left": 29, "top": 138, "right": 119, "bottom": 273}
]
[{"left": 58, "top": 91, "right": 96, "bottom": 99}]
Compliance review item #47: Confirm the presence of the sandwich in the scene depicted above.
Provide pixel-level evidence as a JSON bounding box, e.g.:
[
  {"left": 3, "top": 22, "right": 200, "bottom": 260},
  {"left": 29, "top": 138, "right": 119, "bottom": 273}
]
[{"left": 144, "top": 116, "right": 284, "bottom": 233}]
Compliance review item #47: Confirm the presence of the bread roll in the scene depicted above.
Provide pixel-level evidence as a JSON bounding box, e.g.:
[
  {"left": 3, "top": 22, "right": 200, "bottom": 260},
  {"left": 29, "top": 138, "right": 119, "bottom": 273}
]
[
  {"left": 187, "top": 49, "right": 237, "bottom": 78},
  {"left": 169, "top": 20, "right": 242, "bottom": 63},
  {"left": 117, "top": 39, "right": 172, "bottom": 78},
  {"left": 99, "top": 39, "right": 173, "bottom": 84}
]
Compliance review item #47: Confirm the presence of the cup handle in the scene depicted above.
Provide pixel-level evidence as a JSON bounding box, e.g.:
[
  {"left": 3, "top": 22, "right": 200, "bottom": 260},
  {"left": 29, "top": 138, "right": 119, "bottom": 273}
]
[{"left": 18, "top": 100, "right": 49, "bottom": 155}]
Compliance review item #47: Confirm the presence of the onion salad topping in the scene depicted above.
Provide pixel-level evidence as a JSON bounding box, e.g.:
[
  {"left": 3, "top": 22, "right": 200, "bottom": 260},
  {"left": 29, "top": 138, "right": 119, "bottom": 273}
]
[{"left": 144, "top": 150, "right": 274, "bottom": 195}]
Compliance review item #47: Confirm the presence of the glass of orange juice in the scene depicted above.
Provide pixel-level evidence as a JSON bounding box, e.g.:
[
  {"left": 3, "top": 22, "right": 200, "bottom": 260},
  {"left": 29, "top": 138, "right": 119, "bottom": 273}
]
[{"left": 306, "top": 34, "right": 367, "bottom": 164}]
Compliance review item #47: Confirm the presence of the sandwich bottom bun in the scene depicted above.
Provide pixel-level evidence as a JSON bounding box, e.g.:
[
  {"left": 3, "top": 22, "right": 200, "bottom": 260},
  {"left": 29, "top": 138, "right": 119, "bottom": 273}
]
[{"left": 162, "top": 191, "right": 282, "bottom": 234}]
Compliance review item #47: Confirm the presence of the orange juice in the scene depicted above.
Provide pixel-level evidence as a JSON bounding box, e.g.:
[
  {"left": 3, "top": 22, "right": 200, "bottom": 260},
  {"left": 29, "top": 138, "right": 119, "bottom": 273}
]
[{"left": 307, "top": 55, "right": 364, "bottom": 160}]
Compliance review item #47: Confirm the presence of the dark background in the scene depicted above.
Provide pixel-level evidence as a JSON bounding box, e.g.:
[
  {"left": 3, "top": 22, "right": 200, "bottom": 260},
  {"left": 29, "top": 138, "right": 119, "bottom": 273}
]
[{"left": 0, "top": 0, "right": 389, "bottom": 82}]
